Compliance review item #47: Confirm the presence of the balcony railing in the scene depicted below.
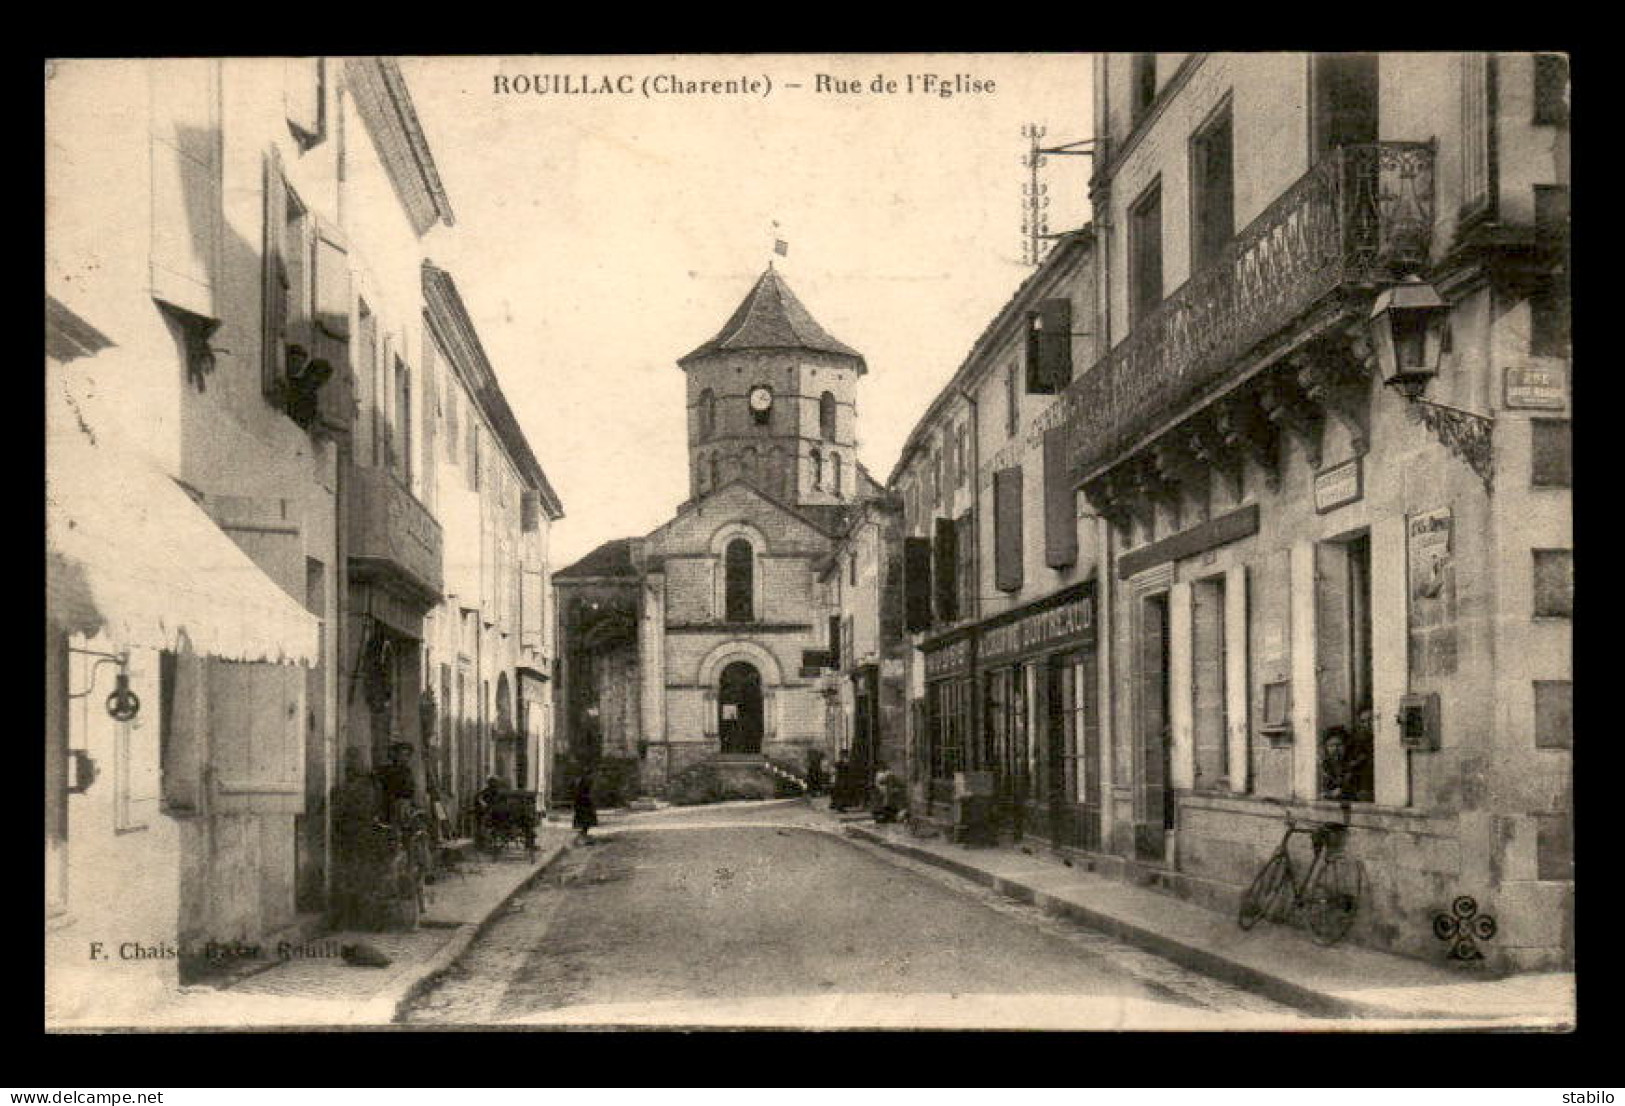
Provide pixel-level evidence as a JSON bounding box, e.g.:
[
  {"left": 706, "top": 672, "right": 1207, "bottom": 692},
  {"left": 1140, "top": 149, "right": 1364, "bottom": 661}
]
[
  {"left": 1064, "top": 142, "right": 1435, "bottom": 482},
  {"left": 348, "top": 461, "right": 444, "bottom": 605}
]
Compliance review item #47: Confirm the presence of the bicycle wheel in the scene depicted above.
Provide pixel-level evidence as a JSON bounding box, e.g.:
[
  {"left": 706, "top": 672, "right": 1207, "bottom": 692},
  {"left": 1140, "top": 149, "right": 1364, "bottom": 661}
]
[
  {"left": 1306, "top": 854, "right": 1364, "bottom": 946},
  {"left": 1238, "top": 852, "right": 1291, "bottom": 930}
]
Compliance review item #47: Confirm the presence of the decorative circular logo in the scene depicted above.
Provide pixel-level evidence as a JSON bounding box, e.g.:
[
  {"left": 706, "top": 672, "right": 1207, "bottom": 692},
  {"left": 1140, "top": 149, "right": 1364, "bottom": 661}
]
[{"left": 1434, "top": 894, "right": 1497, "bottom": 962}]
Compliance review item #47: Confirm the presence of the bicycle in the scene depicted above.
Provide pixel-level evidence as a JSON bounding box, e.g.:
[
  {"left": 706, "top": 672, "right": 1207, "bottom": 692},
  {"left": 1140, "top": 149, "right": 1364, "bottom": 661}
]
[{"left": 1237, "top": 802, "right": 1365, "bottom": 946}]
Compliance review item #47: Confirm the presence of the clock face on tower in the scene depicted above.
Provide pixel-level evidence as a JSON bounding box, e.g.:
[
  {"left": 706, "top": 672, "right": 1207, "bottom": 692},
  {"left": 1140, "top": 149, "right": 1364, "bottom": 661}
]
[{"left": 749, "top": 385, "right": 773, "bottom": 423}]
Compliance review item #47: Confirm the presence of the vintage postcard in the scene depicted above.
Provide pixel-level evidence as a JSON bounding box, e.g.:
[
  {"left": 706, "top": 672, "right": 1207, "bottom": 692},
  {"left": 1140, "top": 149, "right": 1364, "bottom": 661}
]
[{"left": 45, "top": 53, "right": 1572, "bottom": 1032}]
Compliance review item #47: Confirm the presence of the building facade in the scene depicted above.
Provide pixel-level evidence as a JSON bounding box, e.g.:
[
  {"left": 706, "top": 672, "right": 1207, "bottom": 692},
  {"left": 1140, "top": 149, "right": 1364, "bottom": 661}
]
[
  {"left": 1050, "top": 52, "right": 1570, "bottom": 968},
  {"left": 46, "top": 57, "right": 563, "bottom": 1023},
  {"left": 890, "top": 231, "right": 1104, "bottom": 846},
  {"left": 555, "top": 268, "right": 885, "bottom": 799}
]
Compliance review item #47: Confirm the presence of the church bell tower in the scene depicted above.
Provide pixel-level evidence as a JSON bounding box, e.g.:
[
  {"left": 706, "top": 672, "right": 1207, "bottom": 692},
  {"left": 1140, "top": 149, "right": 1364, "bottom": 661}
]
[{"left": 678, "top": 267, "right": 867, "bottom": 507}]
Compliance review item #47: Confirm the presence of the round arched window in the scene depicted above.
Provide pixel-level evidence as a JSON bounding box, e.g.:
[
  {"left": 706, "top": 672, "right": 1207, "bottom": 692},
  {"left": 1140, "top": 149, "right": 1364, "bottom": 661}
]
[
  {"left": 699, "top": 388, "right": 716, "bottom": 440},
  {"left": 725, "top": 538, "right": 754, "bottom": 622}
]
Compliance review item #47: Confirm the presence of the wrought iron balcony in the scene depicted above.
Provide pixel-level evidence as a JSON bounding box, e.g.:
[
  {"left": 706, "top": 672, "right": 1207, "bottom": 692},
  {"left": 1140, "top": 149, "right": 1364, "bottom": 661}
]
[
  {"left": 347, "top": 461, "right": 444, "bottom": 606},
  {"left": 1064, "top": 142, "right": 1435, "bottom": 483}
]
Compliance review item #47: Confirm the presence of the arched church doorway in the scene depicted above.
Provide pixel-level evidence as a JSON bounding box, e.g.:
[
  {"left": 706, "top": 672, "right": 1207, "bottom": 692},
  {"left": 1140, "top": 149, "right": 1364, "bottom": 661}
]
[{"left": 718, "top": 660, "right": 764, "bottom": 755}]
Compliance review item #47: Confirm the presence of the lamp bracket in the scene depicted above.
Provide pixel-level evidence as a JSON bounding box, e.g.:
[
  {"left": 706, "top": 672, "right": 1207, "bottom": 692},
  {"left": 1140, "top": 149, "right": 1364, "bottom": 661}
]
[{"left": 1406, "top": 396, "right": 1495, "bottom": 494}]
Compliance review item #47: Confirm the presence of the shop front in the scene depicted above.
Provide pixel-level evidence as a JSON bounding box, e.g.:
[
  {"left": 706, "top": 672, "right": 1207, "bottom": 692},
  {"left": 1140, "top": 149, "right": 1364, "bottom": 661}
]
[
  {"left": 974, "top": 581, "right": 1098, "bottom": 849},
  {"left": 918, "top": 627, "right": 976, "bottom": 827}
]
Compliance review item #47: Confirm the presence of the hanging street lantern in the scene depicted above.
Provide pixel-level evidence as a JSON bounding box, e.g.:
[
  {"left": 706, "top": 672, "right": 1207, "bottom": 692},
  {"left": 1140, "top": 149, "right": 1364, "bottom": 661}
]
[{"left": 1368, "top": 275, "right": 1450, "bottom": 399}]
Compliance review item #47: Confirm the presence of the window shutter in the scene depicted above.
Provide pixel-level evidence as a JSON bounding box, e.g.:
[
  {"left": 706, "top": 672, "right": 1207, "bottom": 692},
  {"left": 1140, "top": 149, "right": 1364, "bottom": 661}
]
[
  {"left": 903, "top": 536, "right": 934, "bottom": 633},
  {"left": 1026, "top": 298, "right": 1073, "bottom": 393},
  {"left": 828, "top": 614, "right": 842, "bottom": 668},
  {"left": 284, "top": 58, "right": 324, "bottom": 145},
  {"left": 956, "top": 511, "right": 977, "bottom": 619},
  {"left": 311, "top": 220, "right": 356, "bottom": 433},
  {"left": 994, "top": 466, "right": 1025, "bottom": 592},
  {"left": 1043, "top": 425, "right": 1079, "bottom": 568},
  {"left": 208, "top": 495, "right": 305, "bottom": 815},
  {"left": 261, "top": 148, "right": 289, "bottom": 399},
  {"left": 880, "top": 552, "right": 903, "bottom": 643},
  {"left": 934, "top": 516, "right": 959, "bottom": 623}
]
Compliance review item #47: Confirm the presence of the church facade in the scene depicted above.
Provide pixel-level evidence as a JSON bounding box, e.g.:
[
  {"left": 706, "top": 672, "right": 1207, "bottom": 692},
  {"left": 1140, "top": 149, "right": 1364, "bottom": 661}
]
[{"left": 554, "top": 267, "right": 883, "bottom": 797}]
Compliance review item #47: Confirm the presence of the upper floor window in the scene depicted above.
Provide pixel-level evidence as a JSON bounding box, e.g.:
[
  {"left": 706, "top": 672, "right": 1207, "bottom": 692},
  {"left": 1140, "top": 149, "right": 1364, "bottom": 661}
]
[
  {"left": 1190, "top": 101, "right": 1235, "bottom": 271},
  {"left": 710, "top": 453, "right": 720, "bottom": 490},
  {"left": 833, "top": 452, "right": 844, "bottom": 497},
  {"left": 393, "top": 355, "right": 412, "bottom": 486},
  {"left": 1129, "top": 179, "right": 1164, "bottom": 326},
  {"left": 811, "top": 447, "right": 823, "bottom": 489},
  {"left": 1533, "top": 53, "right": 1569, "bottom": 127},
  {"left": 820, "top": 391, "right": 837, "bottom": 440},
  {"left": 1311, "top": 53, "right": 1378, "bottom": 156},
  {"left": 955, "top": 424, "right": 968, "bottom": 487},
  {"left": 699, "top": 388, "right": 716, "bottom": 440},
  {"left": 1131, "top": 54, "right": 1157, "bottom": 122},
  {"left": 725, "top": 538, "right": 754, "bottom": 622}
]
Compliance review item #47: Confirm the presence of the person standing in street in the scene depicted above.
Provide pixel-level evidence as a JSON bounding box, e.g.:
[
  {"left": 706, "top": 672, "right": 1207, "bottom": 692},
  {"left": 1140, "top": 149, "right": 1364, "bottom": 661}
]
[{"left": 572, "top": 768, "right": 599, "bottom": 845}]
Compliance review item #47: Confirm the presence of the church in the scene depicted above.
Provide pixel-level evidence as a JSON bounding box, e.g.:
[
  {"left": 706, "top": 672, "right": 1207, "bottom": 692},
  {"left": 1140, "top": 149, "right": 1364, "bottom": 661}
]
[{"left": 554, "top": 265, "right": 885, "bottom": 799}]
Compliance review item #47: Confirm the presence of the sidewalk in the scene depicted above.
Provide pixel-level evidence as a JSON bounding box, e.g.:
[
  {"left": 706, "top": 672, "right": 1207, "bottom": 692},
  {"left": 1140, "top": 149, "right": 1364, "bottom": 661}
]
[
  {"left": 94, "top": 826, "right": 574, "bottom": 1030},
  {"left": 831, "top": 807, "right": 1574, "bottom": 1029}
]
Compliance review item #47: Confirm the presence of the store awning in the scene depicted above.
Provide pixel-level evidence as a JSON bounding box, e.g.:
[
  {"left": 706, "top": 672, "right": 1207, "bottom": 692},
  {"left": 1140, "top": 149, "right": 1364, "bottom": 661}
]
[{"left": 46, "top": 414, "right": 320, "bottom": 666}]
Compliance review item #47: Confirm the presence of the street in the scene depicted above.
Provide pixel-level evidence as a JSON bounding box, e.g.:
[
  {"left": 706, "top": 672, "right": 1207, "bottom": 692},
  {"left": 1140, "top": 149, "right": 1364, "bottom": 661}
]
[{"left": 402, "top": 800, "right": 1314, "bottom": 1029}]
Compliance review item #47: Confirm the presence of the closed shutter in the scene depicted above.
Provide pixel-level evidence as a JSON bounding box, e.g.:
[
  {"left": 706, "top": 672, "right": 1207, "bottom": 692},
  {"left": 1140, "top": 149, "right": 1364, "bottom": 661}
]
[
  {"left": 934, "top": 516, "right": 959, "bottom": 623},
  {"left": 956, "top": 511, "right": 977, "bottom": 621},
  {"left": 903, "top": 536, "right": 934, "bottom": 633},
  {"left": 261, "top": 148, "right": 289, "bottom": 399},
  {"left": 880, "top": 551, "right": 903, "bottom": 643},
  {"left": 994, "top": 466, "right": 1025, "bottom": 592},
  {"left": 209, "top": 496, "right": 306, "bottom": 814},
  {"left": 312, "top": 220, "right": 355, "bottom": 433},
  {"left": 1026, "top": 298, "right": 1073, "bottom": 393},
  {"left": 1043, "top": 425, "right": 1078, "bottom": 568}
]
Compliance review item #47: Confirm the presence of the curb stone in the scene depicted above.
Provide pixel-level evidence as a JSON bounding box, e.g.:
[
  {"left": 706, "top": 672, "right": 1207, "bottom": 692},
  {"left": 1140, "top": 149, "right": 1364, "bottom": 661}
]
[
  {"left": 842, "top": 824, "right": 1407, "bottom": 1019},
  {"left": 377, "top": 841, "right": 574, "bottom": 1024}
]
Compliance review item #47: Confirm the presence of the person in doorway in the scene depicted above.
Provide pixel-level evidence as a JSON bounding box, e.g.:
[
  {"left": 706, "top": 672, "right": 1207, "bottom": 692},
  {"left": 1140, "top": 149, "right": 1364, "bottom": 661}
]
[
  {"left": 475, "top": 775, "right": 507, "bottom": 851},
  {"left": 572, "top": 768, "right": 599, "bottom": 845},
  {"left": 1320, "top": 726, "right": 1370, "bottom": 803}
]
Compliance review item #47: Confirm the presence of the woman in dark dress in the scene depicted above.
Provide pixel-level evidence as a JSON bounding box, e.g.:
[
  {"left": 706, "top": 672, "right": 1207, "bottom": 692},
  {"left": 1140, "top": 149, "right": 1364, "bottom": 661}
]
[{"left": 572, "top": 771, "right": 598, "bottom": 844}]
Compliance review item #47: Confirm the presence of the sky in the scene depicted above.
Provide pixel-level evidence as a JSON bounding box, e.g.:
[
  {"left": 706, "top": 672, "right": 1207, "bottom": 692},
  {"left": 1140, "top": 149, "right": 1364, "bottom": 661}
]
[{"left": 401, "top": 54, "right": 1094, "bottom": 569}]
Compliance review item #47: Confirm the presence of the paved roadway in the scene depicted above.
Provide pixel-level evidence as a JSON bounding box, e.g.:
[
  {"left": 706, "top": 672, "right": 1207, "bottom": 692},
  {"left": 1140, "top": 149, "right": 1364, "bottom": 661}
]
[{"left": 401, "top": 799, "right": 1316, "bottom": 1029}]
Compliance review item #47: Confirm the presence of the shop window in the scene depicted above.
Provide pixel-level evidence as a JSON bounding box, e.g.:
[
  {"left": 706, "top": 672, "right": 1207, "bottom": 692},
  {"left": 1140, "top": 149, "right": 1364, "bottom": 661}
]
[
  {"left": 1190, "top": 101, "right": 1235, "bottom": 272},
  {"left": 1130, "top": 54, "right": 1157, "bottom": 122},
  {"left": 1531, "top": 420, "right": 1571, "bottom": 487},
  {"left": 1532, "top": 549, "right": 1574, "bottom": 618},
  {"left": 1315, "top": 534, "right": 1375, "bottom": 803},
  {"left": 725, "top": 538, "right": 754, "bottom": 623},
  {"left": 1191, "top": 576, "right": 1229, "bottom": 790},
  {"left": 1311, "top": 53, "right": 1379, "bottom": 156},
  {"left": 1057, "top": 655, "right": 1089, "bottom": 804},
  {"left": 1533, "top": 53, "right": 1569, "bottom": 126},
  {"left": 1534, "top": 680, "right": 1573, "bottom": 748},
  {"left": 1129, "top": 180, "right": 1164, "bottom": 327}
]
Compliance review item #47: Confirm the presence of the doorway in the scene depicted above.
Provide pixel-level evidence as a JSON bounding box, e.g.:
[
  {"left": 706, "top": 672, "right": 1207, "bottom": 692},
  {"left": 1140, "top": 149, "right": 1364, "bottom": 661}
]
[
  {"left": 1137, "top": 591, "right": 1173, "bottom": 862},
  {"left": 718, "top": 661, "right": 764, "bottom": 755}
]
